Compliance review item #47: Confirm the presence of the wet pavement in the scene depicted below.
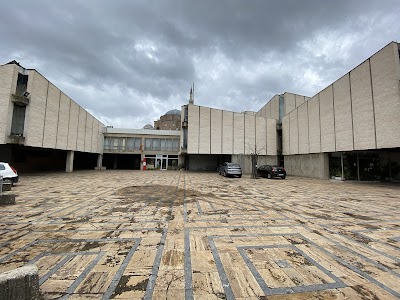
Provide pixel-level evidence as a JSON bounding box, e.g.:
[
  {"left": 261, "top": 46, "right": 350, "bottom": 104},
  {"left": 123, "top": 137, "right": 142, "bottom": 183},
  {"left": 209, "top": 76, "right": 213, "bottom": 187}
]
[{"left": 0, "top": 170, "right": 399, "bottom": 299}]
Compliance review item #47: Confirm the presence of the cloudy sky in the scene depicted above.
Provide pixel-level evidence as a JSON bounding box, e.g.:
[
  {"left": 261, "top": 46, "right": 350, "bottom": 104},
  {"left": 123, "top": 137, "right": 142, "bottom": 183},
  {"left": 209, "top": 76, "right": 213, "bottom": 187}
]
[{"left": 1, "top": 1, "right": 400, "bottom": 128}]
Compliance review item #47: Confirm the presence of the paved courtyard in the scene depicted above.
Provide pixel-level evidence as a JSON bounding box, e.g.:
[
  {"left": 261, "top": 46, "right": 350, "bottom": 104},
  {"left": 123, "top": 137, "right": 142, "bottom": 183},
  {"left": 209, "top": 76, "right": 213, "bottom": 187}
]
[{"left": 0, "top": 171, "right": 399, "bottom": 299}]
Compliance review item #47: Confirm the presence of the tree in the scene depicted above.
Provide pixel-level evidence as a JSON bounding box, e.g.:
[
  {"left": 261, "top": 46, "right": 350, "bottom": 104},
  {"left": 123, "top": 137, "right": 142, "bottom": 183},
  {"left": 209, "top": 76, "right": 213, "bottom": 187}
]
[{"left": 246, "top": 141, "right": 265, "bottom": 179}]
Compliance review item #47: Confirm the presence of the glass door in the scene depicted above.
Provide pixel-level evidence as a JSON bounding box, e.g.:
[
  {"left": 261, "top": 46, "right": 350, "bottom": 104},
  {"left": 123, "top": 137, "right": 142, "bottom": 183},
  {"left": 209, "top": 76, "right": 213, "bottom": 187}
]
[{"left": 161, "top": 158, "right": 167, "bottom": 170}]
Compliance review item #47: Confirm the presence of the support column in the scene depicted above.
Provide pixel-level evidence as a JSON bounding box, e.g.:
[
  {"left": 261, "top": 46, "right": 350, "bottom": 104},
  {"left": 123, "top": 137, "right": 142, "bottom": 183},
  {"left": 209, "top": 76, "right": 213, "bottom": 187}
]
[
  {"left": 140, "top": 137, "right": 145, "bottom": 170},
  {"left": 140, "top": 152, "right": 145, "bottom": 170},
  {"left": 341, "top": 152, "right": 344, "bottom": 180},
  {"left": 113, "top": 155, "right": 118, "bottom": 169},
  {"left": 66, "top": 151, "right": 74, "bottom": 173},
  {"left": 97, "top": 154, "right": 103, "bottom": 168},
  {"left": 318, "top": 153, "right": 329, "bottom": 179}
]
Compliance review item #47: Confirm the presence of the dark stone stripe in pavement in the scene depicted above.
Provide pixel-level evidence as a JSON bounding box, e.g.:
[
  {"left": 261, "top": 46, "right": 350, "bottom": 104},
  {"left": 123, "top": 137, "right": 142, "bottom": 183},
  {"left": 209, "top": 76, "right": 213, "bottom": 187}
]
[{"left": 102, "top": 239, "right": 141, "bottom": 300}]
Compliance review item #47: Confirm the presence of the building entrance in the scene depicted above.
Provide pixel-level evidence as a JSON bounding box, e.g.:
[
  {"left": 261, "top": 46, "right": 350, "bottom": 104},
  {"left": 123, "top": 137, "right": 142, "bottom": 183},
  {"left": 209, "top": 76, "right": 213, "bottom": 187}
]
[{"left": 145, "top": 154, "right": 179, "bottom": 170}]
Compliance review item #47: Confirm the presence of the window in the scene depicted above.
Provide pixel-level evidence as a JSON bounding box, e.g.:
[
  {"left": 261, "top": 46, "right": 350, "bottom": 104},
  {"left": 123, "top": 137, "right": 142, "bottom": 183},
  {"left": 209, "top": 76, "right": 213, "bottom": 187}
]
[
  {"left": 112, "top": 138, "right": 119, "bottom": 150},
  {"left": 152, "top": 139, "right": 160, "bottom": 151},
  {"left": 183, "top": 128, "right": 188, "bottom": 148},
  {"left": 104, "top": 138, "right": 111, "bottom": 150},
  {"left": 172, "top": 139, "right": 179, "bottom": 151},
  {"left": 11, "top": 104, "right": 26, "bottom": 136},
  {"left": 279, "top": 95, "right": 285, "bottom": 123},
  {"left": 0, "top": 164, "right": 5, "bottom": 171},
  {"left": 134, "top": 138, "right": 141, "bottom": 150},
  {"left": 145, "top": 138, "right": 152, "bottom": 150},
  {"left": 144, "top": 138, "right": 179, "bottom": 151},
  {"left": 16, "top": 73, "right": 28, "bottom": 97}
]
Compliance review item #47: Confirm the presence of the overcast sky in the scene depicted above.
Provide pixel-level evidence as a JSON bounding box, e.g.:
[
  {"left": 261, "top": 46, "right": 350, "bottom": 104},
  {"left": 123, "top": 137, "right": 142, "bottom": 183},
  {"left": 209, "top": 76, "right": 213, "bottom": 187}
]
[{"left": 1, "top": 1, "right": 400, "bottom": 128}]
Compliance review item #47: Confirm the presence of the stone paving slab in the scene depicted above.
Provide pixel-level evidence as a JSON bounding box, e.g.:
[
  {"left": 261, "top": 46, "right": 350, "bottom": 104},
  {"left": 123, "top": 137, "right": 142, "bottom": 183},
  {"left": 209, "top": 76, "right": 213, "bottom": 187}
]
[{"left": 0, "top": 170, "right": 399, "bottom": 299}]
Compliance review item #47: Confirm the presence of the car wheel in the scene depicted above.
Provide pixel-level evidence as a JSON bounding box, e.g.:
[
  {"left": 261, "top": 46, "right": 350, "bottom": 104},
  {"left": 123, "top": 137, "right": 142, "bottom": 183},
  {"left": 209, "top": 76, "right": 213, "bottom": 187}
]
[
  {"left": 238, "top": 175, "right": 242, "bottom": 178},
  {"left": 282, "top": 175, "right": 286, "bottom": 179},
  {"left": 2, "top": 178, "right": 13, "bottom": 186},
  {"left": 267, "top": 173, "right": 272, "bottom": 179}
]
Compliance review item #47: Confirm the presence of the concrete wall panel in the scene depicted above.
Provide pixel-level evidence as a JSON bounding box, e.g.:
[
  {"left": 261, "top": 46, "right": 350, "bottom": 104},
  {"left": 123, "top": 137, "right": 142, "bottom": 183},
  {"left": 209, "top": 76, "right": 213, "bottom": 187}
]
[
  {"left": 56, "top": 93, "right": 70, "bottom": 149},
  {"left": 187, "top": 105, "right": 199, "bottom": 154},
  {"left": 42, "top": 83, "right": 60, "bottom": 149},
  {"left": 371, "top": 42, "right": 400, "bottom": 148},
  {"left": 282, "top": 115, "right": 289, "bottom": 155},
  {"left": 210, "top": 108, "right": 222, "bottom": 154},
  {"left": 289, "top": 111, "right": 299, "bottom": 154},
  {"left": 233, "top": 113, "right": 244, "bottom": 154},
  {"left": 271, "top": 95, "right": 279, "bottom": 120},
  {"left": 256, "top": 105, "right": 265, "bottom": 118},
  {"left": 284, "top": 92, "right": 296, "bottom": 116},
  {"left": 319, "top": 86, "right": 335, "bottom": 152},
  {"left": 244, "top": 114, "right": 256, "bottom": 155},
  {"left": 97, "top": 122, "right": 104, "bottom": 154},
  {"left": 91, "top": 117, "right": 98, "bottom": 153},
  {"left": 267, "top": 118, "right": 277, "bottom": 155},
  {"left": 257, "top": 155, "right": 278, "bottom": 167},
  {"left": 85, "top": 114, "right": 93, "bottom": 152},
  {"left": 298, "top": 103, "right": 309, "bottom": 154},
  {"left": 0, "top": 65, "right": 16, "bottom": 144},
  {"left": 67, "top": 101, "right": 79, "bottom": 150},
  {"left": 284, "top": 153, "right": 329, "bottom": 179},
  {"left": 256, "top": 116, "right": 267, "bottom": 155},
  {"left": 350, "top": 60, "right": 376, "bottom": 150},
  {"left": 222, "top": 111, "right": 233, "bottom": 154},
  {"left": 308, "top": 95, "right": 321, "bottom": 153},
  {"left": 295, "top": 94, "right": 305, "bottom": 108},
  {"left": 266, "top": 102, "right": 272, "bottom": 119},
  {"left": 199, "top": 106, "right": 211, "bottom": 154},
  {"left": 76, "top": 107, "right": 86, "bottom": 152},
  {"left": 333, "top": 74, "right": 354, "bottom": 151},
  {"left": 25, "top": 71, "right": 47, "bottom": 148}
]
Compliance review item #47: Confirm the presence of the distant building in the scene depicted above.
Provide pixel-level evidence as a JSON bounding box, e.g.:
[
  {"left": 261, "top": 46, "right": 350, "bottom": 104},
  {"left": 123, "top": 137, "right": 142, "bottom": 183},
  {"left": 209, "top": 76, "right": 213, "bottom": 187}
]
[
  {"left": 143, "top": 124, "right": 154, "bottom": 130},
  {"left": 103, "top": 127, "right": 180, "bottom": 170},
  {"left": 154, "top": 109, "right": 181, "bottom": 130}
]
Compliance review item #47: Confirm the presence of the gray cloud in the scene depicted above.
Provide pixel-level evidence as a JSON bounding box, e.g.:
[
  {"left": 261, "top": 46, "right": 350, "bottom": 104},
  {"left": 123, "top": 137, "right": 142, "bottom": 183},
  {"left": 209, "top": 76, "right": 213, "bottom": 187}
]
[{"left": 1, "top": 0, "right": 399, "bottom": 128}]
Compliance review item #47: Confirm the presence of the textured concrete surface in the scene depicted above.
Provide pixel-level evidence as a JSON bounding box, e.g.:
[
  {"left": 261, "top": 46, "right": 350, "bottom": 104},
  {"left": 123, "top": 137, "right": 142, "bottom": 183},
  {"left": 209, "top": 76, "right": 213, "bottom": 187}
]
[
  {"left": 284, "top": 153, "right": 329, "bottom": 179},
  {"left": 0, "top": 193, "right": 16, "bottom": 205},
  {"left": 0, "top": 264, "right": 39, "bottom": 299},
  {"left": 0, "top": 170, "right": 399, "bottom": 299}
]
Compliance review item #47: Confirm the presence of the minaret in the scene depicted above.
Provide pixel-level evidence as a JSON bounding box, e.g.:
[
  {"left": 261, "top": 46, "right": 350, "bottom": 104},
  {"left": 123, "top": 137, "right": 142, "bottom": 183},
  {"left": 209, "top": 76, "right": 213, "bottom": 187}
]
[{"left": 189, "top": 82, "right": 194, "bottom": 104}]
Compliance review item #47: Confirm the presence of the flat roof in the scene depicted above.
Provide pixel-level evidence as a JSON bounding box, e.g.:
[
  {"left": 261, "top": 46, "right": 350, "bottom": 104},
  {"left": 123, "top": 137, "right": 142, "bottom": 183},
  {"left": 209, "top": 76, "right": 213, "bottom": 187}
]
[{"left": 104, "top": 128, "right": 181, "bottom": 136}]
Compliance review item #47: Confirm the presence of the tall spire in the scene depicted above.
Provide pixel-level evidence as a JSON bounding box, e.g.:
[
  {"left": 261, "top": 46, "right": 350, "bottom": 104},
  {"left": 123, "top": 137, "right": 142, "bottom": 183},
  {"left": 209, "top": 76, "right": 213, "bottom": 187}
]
[{"left": 189, "top": 82, "right": 194, "bottom": 104}]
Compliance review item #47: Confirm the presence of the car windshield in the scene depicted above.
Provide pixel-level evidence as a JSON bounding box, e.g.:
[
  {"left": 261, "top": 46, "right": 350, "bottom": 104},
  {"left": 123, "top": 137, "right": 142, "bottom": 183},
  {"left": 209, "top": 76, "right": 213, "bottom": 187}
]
[{"left": 228, "top": 164, "right": 240, "bottom": 168}]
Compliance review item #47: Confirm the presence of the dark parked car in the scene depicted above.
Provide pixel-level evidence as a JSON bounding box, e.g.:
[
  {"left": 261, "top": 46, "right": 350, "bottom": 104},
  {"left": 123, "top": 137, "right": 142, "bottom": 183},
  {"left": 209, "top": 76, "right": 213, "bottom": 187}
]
[
  {"left": 257, "top": 165, "right": 286, "bottom": 179},
  {"left": 219, "top": 162, "right": 242, "bottom": 178}
]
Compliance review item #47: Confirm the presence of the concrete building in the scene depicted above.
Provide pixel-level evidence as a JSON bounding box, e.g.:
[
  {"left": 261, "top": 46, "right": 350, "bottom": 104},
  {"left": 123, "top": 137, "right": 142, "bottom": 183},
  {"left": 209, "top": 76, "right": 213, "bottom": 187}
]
[
  {"left": 1, "top": 41, "right": 399, "bottom": 181},
  {"left": 180, "top": 41, "right": 400, "bottom": 181},
  {"left": 282, "top": 41, "right": 400, "bottom": 181},
  {"left": 0, "top": 61, "right": 104, "bottom": 172},
  {"left": 180, "top": 92, "right": 308, "bottom": 173}
]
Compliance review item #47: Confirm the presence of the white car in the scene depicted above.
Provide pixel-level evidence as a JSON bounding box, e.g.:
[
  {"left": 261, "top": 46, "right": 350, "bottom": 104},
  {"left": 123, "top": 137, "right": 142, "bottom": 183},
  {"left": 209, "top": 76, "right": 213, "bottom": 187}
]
[{"left": 0, "top": 162, "right": 19, "bottom": 185}]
